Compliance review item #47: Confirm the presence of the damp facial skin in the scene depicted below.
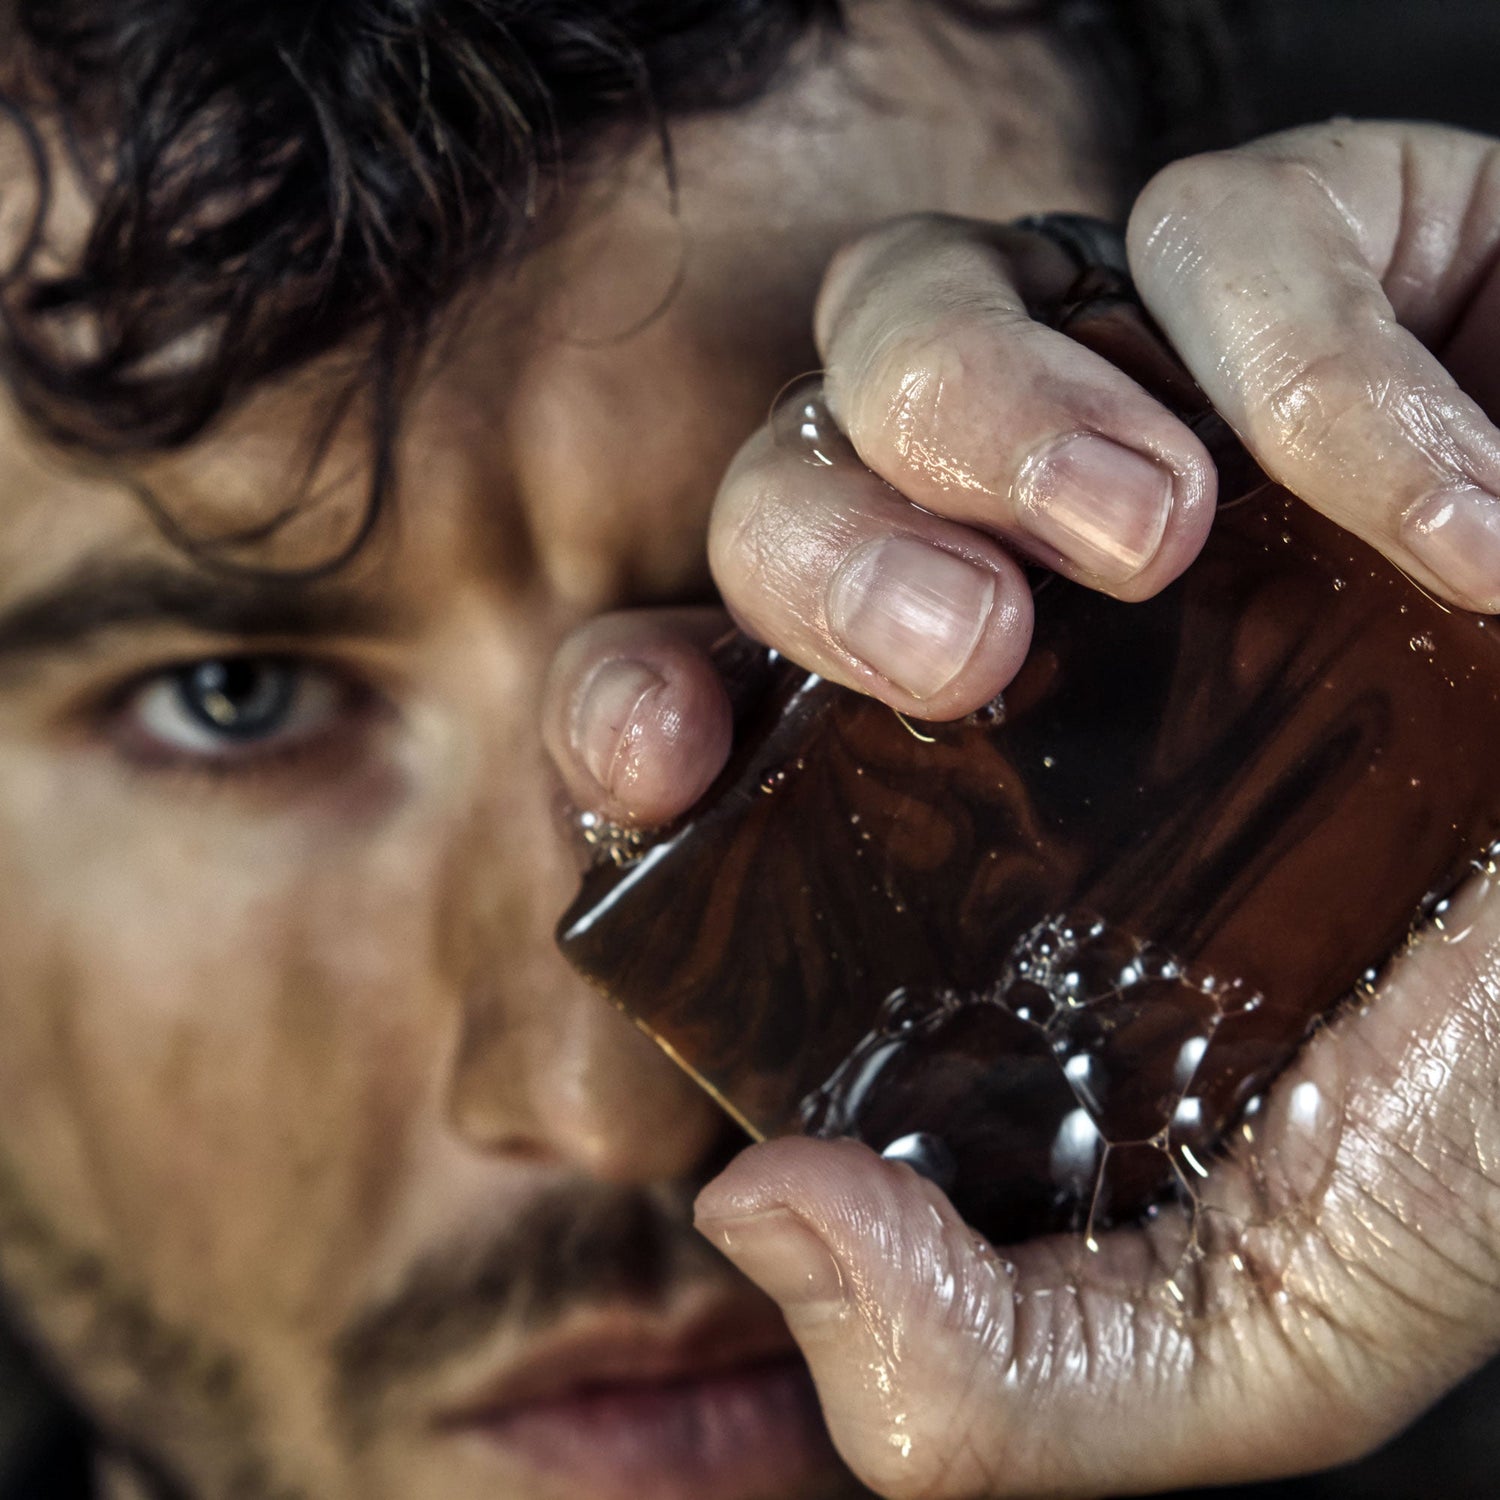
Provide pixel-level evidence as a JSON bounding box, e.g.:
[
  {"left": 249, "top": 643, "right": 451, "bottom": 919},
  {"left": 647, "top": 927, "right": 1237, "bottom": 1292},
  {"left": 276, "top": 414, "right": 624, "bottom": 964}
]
[{"left": 0, "top": 15, "right": 1104, "bottom": 1500}]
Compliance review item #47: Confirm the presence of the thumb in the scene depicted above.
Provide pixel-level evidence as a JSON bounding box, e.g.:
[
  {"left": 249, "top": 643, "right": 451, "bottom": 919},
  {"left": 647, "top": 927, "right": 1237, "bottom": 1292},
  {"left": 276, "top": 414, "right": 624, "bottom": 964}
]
[
  {"left": 692, "top": 874, "right": 1500, "bottom": 1498},
  {"left": 695, "top": 1137, "right": 1022, "bottom": 1498},
  {"left": 692, "top": 1122, "right": 1407, "bottom": 1500}
]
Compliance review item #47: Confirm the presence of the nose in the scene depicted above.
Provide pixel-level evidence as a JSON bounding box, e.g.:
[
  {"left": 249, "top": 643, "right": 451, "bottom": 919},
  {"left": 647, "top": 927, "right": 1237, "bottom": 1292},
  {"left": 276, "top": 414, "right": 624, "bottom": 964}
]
[
  {"left": 432, "top": 598, "right": 735, "bottom": 1184},
  {"left": 447, "top": 970, "right": 732, "bottom": 1182}
]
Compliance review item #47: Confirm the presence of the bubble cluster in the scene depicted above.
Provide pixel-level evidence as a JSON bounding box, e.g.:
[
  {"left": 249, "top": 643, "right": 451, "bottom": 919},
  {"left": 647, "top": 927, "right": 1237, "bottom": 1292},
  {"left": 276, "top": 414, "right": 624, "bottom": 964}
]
[
  {"left": 801, "top": 912, "right": 1264, "bottom": 1244},
  {"left": 575, "top": 808, "right": 648, "bottom": 868}
]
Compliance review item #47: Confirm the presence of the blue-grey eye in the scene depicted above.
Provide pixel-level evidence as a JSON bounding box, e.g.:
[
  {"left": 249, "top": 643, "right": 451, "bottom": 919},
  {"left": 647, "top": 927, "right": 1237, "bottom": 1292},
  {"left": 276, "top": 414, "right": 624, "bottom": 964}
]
[
  {"left": 128, "top": 657, "right": 340, "bottom": 757},
  {"left": 177, "top": 659, "right": 299, "bottom": 741}
]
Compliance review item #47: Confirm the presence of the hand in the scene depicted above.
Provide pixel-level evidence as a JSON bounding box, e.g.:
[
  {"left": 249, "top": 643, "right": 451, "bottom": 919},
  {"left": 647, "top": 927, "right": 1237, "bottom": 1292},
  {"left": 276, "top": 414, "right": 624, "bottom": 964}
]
[{"left": 546, "top": 121, "right": 1500, "bottom": 1495}]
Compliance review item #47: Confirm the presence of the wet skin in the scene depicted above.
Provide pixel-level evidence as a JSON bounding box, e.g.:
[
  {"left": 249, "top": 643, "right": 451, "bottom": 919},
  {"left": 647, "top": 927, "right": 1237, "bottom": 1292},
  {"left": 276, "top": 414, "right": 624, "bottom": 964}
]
[{"left": 4, "top": 5, "right": 1500, "bottom": 1500}]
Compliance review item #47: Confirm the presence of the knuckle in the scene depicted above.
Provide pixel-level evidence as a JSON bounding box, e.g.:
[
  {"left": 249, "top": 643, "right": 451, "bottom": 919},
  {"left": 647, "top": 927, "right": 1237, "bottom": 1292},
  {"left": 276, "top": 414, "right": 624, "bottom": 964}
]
[
  {"left": 817, "top": 214, "right": 957, "bottom": 350},
  {"left": 1236, "top": 342, "right": 1373, "bottom": 466},
  {"left": 835, "top": 320, "right": 947, "bottom": 464},
  {"left": 1134, "top": 150, "right": 1228, "bottom": 216},
  {"left": 837, "top": 311, "right": 1024, "bottom": 487},
  {"left": 1128, "top": 149, "right": 1249, "bottom": 270},
  {"left": 816, "top": 227, "right": 899, "bottom": 348}
]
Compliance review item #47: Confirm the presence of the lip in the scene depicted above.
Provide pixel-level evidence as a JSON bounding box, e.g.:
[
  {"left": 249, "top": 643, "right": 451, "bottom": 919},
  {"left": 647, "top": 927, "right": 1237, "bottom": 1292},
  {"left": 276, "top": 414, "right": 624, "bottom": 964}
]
[{"left": 434, "top": 1295, "right": 845, "bottom": 1500}]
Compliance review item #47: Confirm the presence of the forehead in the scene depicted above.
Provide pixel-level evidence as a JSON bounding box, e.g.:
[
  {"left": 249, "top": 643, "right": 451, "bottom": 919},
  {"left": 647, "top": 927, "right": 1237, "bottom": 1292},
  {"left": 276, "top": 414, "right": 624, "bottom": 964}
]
[
  {"left": 0, "top": 170, "right": 813, "bottom": 618},
  {"left": 0, "top": 396, "right": 155, "bottom": 602},
  {"left": 0, "top": 20, "right": 1089, "bottom": 612}
]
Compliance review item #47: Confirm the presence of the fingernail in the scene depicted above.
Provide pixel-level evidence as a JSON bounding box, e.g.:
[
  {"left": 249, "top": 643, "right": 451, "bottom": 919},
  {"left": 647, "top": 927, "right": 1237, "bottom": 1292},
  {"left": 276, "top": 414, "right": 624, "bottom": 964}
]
[
  {"left": 700, "top": 1208, "right": 846, "bottom": 1309},
  {"left": 1017, "top": 433, "right": 1173, "bottom": 584},
  {"left": 573, "top": 660, "right": 664, "bottom": 795},
  {"left": 827, "top": 537, "right": 996, "bottom": 699},
  {"left": 1402, "top": 486, "right": 1500, "bottom": 612}
]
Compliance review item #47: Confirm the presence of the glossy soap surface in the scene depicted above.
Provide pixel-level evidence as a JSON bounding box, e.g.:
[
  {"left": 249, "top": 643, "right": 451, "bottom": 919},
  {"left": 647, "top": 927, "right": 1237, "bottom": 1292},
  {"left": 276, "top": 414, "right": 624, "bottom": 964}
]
[{"left": 558, "top": 279, "right": 1500, "bottom": 1244}]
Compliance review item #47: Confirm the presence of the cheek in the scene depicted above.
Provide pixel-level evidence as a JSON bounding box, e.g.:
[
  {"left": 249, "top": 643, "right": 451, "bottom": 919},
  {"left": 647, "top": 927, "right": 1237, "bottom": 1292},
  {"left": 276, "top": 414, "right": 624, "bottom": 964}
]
[{"left": 0, "top": 744, "right": 451, "bottom": 1336}]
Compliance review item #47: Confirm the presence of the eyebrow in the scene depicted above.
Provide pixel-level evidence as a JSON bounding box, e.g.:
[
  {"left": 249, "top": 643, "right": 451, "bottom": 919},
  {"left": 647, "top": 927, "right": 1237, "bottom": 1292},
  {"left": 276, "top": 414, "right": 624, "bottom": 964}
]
[{"left": 0, "top": 555, "right": 399, "bottom": 662}]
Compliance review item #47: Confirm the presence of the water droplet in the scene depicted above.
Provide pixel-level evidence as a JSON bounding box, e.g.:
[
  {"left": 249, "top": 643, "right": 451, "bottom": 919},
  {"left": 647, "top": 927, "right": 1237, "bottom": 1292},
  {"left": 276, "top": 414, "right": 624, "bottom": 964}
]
[
  {"left": 969, "top": 695, "right": 1007, "bottom": 728},
  {"left": 1173, "top": 1034, "right": 1209, "bottom": 1090},
  {"left": 878, "top": 986, "right": 941, "bottom": 1035},
  {"left": 1178, "top": 1141, "right": 1211, "bottom": 1179},
  {"left": 771, "top": 376, "right": 860, "bottom": 468},
  {"left": 1049, "top": 1108, "right": 1104, "bottom": 1196},
  {"left": 882, "top": 1132, "right": 957, "bottom": 1191},
  {"left": 760, "top": 759, "right": 809, "bottom": 795},
  {"left": 577, "top": 810, "right": 648, "bottom": 867}
]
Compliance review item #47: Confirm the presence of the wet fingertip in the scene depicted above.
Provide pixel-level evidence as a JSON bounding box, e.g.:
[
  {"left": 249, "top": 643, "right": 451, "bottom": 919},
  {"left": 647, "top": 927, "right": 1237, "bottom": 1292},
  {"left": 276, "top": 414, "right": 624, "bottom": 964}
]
[
  {"left": 826, "top": 537, "right": 1001, "bottom": 702},
  {"left": 829, "top": 546, "right": 1034, "bottom": 721},
  {"left": 695, "top": 1136, "right": 880, "bottom": 1226},
  {"left": 1401, "top": 485, "right": 1500, "bottom": 614},
  {"left": 1103, "top": 434, "right": 1220, "bottom": 602},
  {"left": 698, "top": 1136, "right": 972, "bottom": 1266},
  {"left": 570, "top": 654, "right": 732, "bottom": 824},
  {"left": 642, "top": 665, "right": 735, "bottom": 816}
]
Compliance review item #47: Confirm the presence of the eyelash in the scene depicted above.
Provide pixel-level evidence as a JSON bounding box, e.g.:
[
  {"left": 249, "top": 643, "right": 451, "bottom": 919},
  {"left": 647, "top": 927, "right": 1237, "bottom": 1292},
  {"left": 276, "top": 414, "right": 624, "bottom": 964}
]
[{"left": 103, "top": 654, "right": 374, "bottom": 779}]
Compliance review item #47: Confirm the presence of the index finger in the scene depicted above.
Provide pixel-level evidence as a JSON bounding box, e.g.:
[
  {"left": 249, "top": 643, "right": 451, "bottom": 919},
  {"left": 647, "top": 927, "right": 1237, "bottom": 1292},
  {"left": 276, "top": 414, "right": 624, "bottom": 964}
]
[{"left": 813, "top": 214, "right": 1217, "bottom": 599}]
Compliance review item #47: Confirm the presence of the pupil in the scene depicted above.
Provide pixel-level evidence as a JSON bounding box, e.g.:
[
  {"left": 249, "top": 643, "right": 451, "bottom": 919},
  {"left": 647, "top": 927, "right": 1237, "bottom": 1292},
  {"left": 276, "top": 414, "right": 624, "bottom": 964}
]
[{"left": 181, "top": 660, "right": 295, "bottom": 739}]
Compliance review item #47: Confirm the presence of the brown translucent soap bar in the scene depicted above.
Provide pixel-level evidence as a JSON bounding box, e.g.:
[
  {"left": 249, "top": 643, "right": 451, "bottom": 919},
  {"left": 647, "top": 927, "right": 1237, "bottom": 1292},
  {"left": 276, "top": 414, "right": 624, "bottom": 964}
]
[{"left": 558, "top": 273, "right": 1500, "bottom": 1244}]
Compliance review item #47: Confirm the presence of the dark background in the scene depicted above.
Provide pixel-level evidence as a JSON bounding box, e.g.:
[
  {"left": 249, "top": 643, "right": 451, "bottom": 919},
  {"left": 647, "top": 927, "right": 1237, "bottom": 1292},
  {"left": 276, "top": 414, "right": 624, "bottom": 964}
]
[
  {"left": 3, "top": 2, "right": 1500, "bottom": 1497},
  {"left": 1246, "top": 0, "right": 1500, "bottom": 138}
]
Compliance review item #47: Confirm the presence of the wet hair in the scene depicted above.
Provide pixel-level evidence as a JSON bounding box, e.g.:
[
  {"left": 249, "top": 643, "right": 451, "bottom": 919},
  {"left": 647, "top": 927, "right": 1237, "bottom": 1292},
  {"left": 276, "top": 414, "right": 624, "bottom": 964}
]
[{"left": 0, "top": 2, "right": 1240, "bottom": 519}]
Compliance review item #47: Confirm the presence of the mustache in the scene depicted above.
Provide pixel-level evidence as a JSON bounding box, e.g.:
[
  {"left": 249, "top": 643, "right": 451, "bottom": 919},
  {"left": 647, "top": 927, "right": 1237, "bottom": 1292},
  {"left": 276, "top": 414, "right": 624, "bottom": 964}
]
[{"left": 330, "top": 1171, "right": 736, "bottom": 1420}]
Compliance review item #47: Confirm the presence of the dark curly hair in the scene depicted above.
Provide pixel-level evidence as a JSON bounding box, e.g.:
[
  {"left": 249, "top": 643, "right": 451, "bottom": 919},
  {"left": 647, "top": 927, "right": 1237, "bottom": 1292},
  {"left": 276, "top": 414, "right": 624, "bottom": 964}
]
[{"left": 0, "top": 1, "right": 1241, "bottom": 488}]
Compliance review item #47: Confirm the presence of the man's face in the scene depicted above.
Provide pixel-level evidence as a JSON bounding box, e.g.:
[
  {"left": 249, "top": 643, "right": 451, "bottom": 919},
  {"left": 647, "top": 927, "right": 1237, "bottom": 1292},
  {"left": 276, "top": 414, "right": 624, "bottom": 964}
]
[{"left": 0, "top": 13, "right": 1101, "bottom": 1499}]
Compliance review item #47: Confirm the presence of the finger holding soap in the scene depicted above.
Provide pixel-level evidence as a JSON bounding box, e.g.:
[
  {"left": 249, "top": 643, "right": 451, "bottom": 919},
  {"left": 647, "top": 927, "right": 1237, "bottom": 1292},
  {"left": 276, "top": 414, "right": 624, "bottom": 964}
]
[
  {"left": 697, "top": 875, "right": 1500, "bottom": 1500},
  {"left": 694, "top": 1134, "right": 1310, "bottom": 1500},
  {"left": 709, "top": 408, "right": 1034, "bottom": 720},
  {"left": 812, "top": 214, "right": 1218, "bottom": 598},
  {"left": 542, "top": 607, "right": 734, "bottom": 826}
]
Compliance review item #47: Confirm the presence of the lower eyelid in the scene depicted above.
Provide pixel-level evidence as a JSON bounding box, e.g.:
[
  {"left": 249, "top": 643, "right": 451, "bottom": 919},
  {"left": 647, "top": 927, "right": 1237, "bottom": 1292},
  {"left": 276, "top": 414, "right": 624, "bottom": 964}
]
[{"left": 110, "top": 700, "right": 382, "bottom": 787}]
